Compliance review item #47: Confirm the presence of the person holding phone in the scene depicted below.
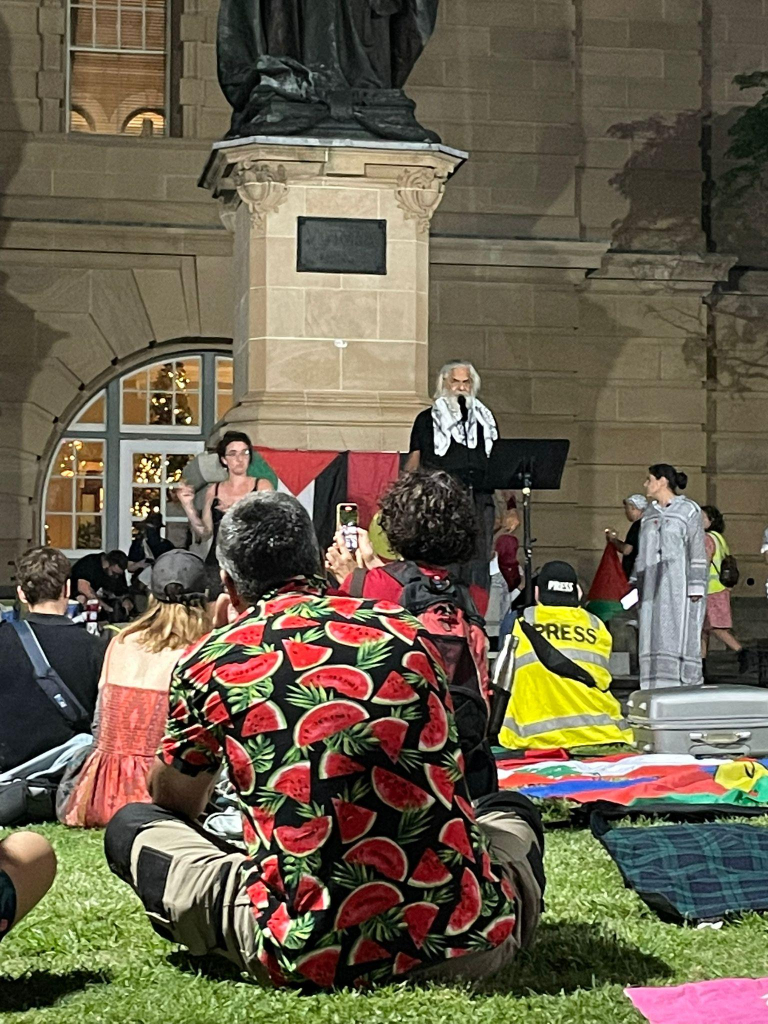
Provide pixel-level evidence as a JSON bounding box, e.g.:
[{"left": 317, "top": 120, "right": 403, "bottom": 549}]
[
  {"left": 336, "top": 502, "right": 360, "bottom": 554},
  {"left": 176, "top": 431, "right": 273, "bottom": 593}
]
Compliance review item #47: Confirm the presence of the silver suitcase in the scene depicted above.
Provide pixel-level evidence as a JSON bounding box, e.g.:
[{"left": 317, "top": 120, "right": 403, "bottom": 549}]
[{"left": 627, "top": 686, "right": 768, "bottom": 758}]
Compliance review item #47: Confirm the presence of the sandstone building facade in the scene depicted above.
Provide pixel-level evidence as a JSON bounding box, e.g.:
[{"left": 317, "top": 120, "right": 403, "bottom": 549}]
[{"left": 2, "top": 0, "right": 768, "bottom": 594}]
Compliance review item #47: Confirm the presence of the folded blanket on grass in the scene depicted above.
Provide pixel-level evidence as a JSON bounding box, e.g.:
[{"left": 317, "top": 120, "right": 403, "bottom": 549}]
[
  {"left": 626, "top": 977, "right": 768, "bottom": 1024},
  {"left": 496, "top": 752, "right": 768, "bottom": 811}
]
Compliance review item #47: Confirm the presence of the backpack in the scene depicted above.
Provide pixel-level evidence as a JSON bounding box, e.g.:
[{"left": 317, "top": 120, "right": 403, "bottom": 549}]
[
  {"left": 348, "top": 563, "right": 497, "bottom": 798},
  {"left": 720, "top": 554, "right": 740, "bottom": 589},
  {"left": 712, "top": 532, "right": 740, "bottom": 589}
]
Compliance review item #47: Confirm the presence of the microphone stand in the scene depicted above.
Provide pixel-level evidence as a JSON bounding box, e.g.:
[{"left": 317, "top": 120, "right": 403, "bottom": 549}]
[
  {"left": 522, "top": 464, "right": 535, "bottom": 608},
  {"left": 458, "top": 396, "right": 473, "bottom": 496}
]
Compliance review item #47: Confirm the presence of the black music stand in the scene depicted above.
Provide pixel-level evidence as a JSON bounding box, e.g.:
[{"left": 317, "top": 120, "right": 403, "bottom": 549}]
[{"left": 484, "top": 439, "right": 570, "bottom": 607}]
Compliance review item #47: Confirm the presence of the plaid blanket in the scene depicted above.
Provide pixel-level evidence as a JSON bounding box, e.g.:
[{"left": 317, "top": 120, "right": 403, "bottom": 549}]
[
  {"left": 496, "top": 753, "right": 768, "bottom": 811},
  {"left": 595, "top": 818, "right": 768, "bottom": 923}
]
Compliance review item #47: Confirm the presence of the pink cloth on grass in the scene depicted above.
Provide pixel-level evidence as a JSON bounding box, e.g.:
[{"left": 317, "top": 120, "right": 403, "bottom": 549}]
[{"left": 626, "top": 978, "right": 768, "bottom": 1024}]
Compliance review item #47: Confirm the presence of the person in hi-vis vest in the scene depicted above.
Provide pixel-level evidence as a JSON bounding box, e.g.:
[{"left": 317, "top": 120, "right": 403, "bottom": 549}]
[{"left": 499, "top": 562, "right": 633, "bottom": 751}]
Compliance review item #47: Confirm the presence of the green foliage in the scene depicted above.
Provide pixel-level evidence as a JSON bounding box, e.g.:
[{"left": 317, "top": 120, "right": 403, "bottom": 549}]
[
  {"left": 719, "top": 71, "right": 768, "bottom": 203},
  {"left": 3, "top": 823, "right": 768, "bottom": 1023}
]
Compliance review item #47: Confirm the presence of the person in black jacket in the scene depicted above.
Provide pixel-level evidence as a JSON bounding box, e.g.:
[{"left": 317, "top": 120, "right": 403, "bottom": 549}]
[{"left": 0, "top": 547, "right": 107, "bottom": 773}]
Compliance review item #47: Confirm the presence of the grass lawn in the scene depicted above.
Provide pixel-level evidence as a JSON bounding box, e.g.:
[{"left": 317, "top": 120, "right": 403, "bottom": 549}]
[{"left": 2, "top": 820, "right": 768, "bottom": 1023}]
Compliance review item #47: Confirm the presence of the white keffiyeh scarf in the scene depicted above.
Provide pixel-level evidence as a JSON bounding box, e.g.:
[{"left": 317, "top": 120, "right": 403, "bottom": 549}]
[{"left": 431, "top": 397, "right": 498, "bottom": 457}]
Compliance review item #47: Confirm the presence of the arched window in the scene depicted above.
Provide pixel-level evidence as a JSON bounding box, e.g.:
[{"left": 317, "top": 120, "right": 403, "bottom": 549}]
[{"left": 43, "top": 350, "right": 233, "bottom": 557}]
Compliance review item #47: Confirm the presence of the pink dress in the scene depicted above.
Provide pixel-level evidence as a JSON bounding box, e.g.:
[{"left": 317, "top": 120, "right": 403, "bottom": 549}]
[
  {"left": 704, "top": 533, "right": 733, "bottom": 630},
  {"left": 61, "top": 633, "right": 182, "bottom": 828}
]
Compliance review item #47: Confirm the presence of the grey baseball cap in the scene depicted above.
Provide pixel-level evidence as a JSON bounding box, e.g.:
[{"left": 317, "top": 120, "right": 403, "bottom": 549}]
[{"left": 150, "top": 550, "right": 209, "bottom": 602}]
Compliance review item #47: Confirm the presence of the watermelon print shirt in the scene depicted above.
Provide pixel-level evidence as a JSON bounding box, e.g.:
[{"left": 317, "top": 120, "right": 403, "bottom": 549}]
[{"left": 160, "top": 581, "right": 517, "bottom": 990}]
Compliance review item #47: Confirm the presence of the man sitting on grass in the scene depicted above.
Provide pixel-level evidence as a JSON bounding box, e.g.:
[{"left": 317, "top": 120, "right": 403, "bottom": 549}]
[
  {"left": 0, "top": 546, "right": 106, "bottom": 775},
  {"left": 105, "top": 492, "right": 543, "bottom": 990}
]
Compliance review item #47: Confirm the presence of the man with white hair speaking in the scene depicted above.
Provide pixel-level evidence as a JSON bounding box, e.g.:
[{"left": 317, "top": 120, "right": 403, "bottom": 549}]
[{"left": 404, "top": 360, "right": 499, "bottom": 610}]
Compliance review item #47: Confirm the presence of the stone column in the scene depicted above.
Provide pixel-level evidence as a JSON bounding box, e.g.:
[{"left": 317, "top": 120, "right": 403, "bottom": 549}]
[{"left": 200, "top": 138, "right": 466, "bottom": 451}]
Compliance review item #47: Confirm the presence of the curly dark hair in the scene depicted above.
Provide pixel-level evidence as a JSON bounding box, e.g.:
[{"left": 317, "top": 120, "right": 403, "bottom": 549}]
[
  {"left": 216, "top": 430, "right": 253, "bottom": 469},
  {"left": 701, "top": 505, "right": 725, "bottom": 534},
  {"left": 16, "top": 546, "right": 72, "bottom": 605},
  {"left": 378, "top": 471, "right": 477, "bottom": 567}
]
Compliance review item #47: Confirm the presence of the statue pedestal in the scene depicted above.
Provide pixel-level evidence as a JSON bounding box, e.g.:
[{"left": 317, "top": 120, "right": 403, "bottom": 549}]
[{"left": 200, "top": 136, "right": 466, "bottom": 451}]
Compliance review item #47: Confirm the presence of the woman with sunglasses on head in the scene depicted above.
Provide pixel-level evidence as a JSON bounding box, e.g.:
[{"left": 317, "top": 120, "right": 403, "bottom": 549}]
[{"left": 177, "top": 431, "right": 274, "bottom": 593}]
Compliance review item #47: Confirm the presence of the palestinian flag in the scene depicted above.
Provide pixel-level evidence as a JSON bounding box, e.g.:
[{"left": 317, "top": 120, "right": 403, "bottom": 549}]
[
  {"left": 253, "top": 449, "right": 400, "bottom": 552},
  {"left": 586, "top": 542, "right": 630, "bottom": 623}
]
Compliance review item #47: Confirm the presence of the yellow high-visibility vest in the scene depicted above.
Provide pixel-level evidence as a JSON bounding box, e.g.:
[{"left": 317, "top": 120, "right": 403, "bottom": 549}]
[
  {"left": 499, "top": 605, "right": 633, "bottom": 751},
  {"left": 708, "top": 531, "right": 728, "bottom": 596}
]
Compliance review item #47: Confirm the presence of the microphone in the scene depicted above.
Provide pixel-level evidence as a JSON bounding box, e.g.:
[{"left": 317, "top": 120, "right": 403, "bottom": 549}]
[{"left": 458, "top": 395, "right": 468, "bottom": 422}]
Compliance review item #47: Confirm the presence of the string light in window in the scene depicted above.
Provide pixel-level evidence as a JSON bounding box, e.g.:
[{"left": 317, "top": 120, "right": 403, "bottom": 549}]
[{"left": 58, "top": 440, "right": 83, "bottom": 478}]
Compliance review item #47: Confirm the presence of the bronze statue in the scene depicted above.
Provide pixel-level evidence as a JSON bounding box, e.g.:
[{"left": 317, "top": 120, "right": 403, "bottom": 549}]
[{"left": 217, "top": 0, "right": 440, "bottom": 142}]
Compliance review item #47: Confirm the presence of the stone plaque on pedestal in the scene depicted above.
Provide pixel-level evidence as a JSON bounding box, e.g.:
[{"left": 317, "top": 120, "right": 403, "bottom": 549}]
[{"left": 199, "top": 136, "right": 466, "bottom": 452}]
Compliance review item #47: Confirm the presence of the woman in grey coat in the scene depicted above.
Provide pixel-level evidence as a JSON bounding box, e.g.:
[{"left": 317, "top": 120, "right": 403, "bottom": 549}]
[{"left": 631, "top": 464, "right": 708, "bottom": 689}]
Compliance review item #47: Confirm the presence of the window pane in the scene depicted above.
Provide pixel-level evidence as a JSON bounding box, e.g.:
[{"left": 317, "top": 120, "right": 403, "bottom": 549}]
[
  {"left": 74, "top": 392, "right": 105, "bottom": 426},
  {"left": 123, "top": 390, "right": 148, "bottom": 424},
  {"left": 145, "top": 8, "right": 165, "bottom": 50},
  {"left": 70, "top": 2, "right": 96, "bottom": 47},
  {"left": 76, "top": 516, "right": 103, "bottom": 550},
  {"left": 133, "top": 453, "right": 163, "bottom": 484},
  {"left": 149, "top": 362, "right": 176, "bottom": 392},
  {"left": 173, "top": 392, "right": 198, "bottom": 427},
  {"left": 47, "top": 477, "right": 73, "bottom": 513},
  {"left": 176, "top": 358, "right": 200, "bottom": 390},
  {"left": 77, "top": 442, "right": 105, "bottom": 474},
  {"left": 76, "top": 478, "right": 103, "bottom": 514},
  {"left": 166, "top": 453, "right": 194, "bottom": 484},
  {"left": 53, "top": 440, "right": 79, "bottom": 478},
  {"left": 217, "top": 358, "right": 234, "bottom": 389},
  {"left": 149, "top": 392, "right": 173, "bottom": 425},
  {"left": 123, "top": 369, "right": 148, "bottom": 391},
  {"left": 131, "top": 488, "right": 161, "bottom": 519},
  {"left": 165, "top": 485, "right": 185, "bottom": 520},
  {"left": 94, "top": 7, "right": 118, "bottom": 48},
  {"left": 216, "top": 357, "right": 234, "bottom": 421},
  {"left": 69, "top": 52, "right": 165, "bottom": 135},
  {"left": 217, "top": 394, "right": 233, "bottom": 421},
  {"left": 120, "top": 8, "right": 143, "bottom": 48},
  {"left": 46, "top": 515, "right": 73, "bottom": 550}
]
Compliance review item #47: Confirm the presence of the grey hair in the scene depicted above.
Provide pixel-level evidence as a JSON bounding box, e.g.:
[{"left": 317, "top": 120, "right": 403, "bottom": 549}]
[
  {"left": 216, "top": 491, "right": 322, "bottom": 605},
  {"left": 433, "top": 361, "right": 481, "bottom": 400}
]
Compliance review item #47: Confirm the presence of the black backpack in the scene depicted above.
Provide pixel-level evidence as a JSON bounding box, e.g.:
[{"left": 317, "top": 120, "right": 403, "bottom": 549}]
[
  {"left": 348, "top": 563, "right": 498, "bottom": 798},
  {"left": 719, "top": 554, "right": 740, "bottom": 589}
]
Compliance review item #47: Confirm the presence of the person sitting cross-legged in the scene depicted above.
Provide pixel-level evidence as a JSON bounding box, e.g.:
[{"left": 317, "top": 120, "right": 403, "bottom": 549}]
[
  {"left": 499, "top": 561, "right": 633, "bottom": 753},
  {"left": 105, "top": 491, "right": 543, "bottom": 990}
]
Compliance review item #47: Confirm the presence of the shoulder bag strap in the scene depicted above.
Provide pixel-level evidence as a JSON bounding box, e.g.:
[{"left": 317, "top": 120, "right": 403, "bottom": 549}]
[
  {"left": 347, "top": 568, "right": 368, "bottom": 598},
  {"left": 518, "top": 618, "right": 598, "bottom": 689},
  {"left": 10, "top": 621, "right": 90, "bottom": 726}
]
